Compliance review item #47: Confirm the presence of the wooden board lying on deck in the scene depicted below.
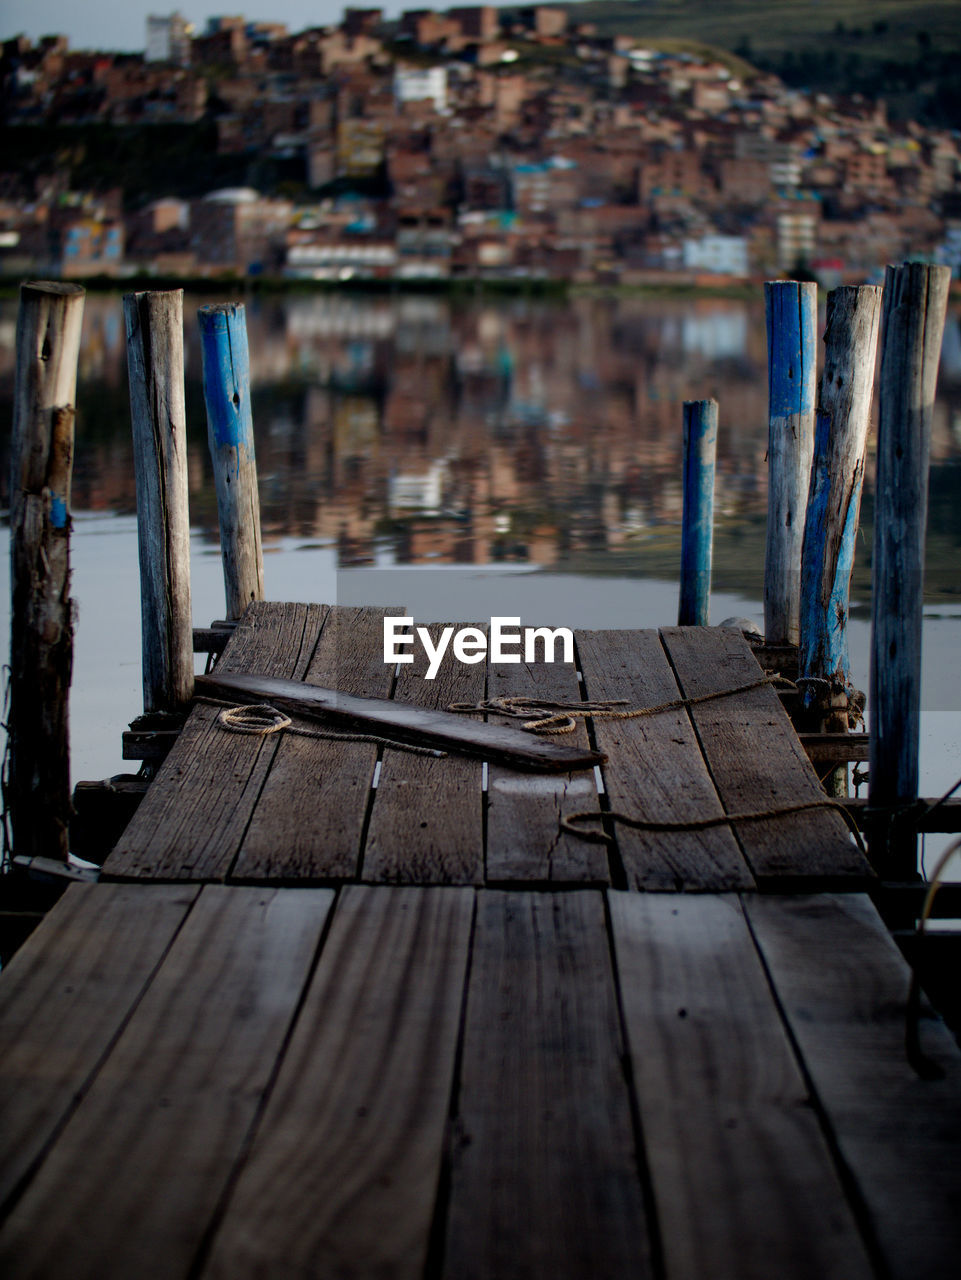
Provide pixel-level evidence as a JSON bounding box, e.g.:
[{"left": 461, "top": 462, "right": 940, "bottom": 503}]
[{"left": 195, "top": 670, "right": 605, "bottom": 772}]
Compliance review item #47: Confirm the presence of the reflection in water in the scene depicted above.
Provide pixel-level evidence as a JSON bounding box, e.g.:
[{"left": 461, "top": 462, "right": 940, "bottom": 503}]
[
  {"left": 2, "top": 290, "right": 958, "bottom": 601},
  {"left": 0, "top": 289, "right": 959, "bottom": 816}
]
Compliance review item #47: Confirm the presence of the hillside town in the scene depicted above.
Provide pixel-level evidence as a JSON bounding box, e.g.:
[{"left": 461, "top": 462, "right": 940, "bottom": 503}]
[{"left": 1, "top": 6, "right": 960, "bottom": 283}]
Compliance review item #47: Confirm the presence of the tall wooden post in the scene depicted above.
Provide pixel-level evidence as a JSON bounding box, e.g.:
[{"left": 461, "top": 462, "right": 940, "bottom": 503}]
[
  {"left": 763, "top": 280, "right": 817, "bottom": 646},
  {"left": 798, "top": 286, "right": 882, "bottom": 763},
  {"left": 8, "top": 281, "right": 85, "bottom": 864},
  {"left": 869, "top": 262, "right": 951, "bottom": 876},
  {"left": 678, "top": 399, "right": 718, "bottom": 627},
  {"left": 124, "top": 290, "right": 194, "bottom": 714},
  {"left": 198, "top": 302, "right": 264, "bottom": 622}
]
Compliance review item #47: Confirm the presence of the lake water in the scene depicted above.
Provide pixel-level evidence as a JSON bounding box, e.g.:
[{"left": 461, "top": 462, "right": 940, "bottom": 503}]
[{"left": 1, "top": 288, "right": 959, "bottom": 874}]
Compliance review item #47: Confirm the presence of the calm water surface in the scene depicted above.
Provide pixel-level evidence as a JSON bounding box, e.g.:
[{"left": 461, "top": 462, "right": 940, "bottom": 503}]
[{"left": 1, "top": 289, "right": 959, "bottom": 871}]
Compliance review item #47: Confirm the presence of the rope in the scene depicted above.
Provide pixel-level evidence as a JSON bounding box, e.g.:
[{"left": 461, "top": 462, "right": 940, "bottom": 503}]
[
  {"left": 203, "top": 700, "right": 447, "bottom": 758},
  {"left": 559, "top": 795, "right": 869, "bottom": 855},
  {"left": 449, "top": 673, "right": 796, "bottom": 735}
]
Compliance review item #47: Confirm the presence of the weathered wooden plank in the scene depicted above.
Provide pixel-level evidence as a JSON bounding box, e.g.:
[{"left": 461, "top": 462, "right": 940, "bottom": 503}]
[
  {"left": 577, "top": 629, "right": 754, "bottom": 891},
  {"left": 363, "top": 625, "right": 486, "bottom": 884},
  {"left": 659, "top": 626, "right": 871, "bottom": 885},
  {"left": 745, "top": 893, "right": 961, "bottom": 1280},
  {"left": 609, "top": 892, "right": 876, "bottom": 1280},
  {"left": 0, "top": 885, "right": 331, "bottom": 1280},
  {"left": 104, "top": 602, "right": 326, "bottom": 881},
  {"left": 201, "top": 884, "right": 473, "bottom": 1280},
  {"left": 195, "top": 670, "right": 604, "bottom": 772},
  {"left": 232, "top": 606, "right": 402, "bottom": 881},
  {"left": 486, "top": 653, "right": 608, "bottom": 884},
  {"left": 0, "top": 882, "right": 197, "bottom": 1212},
  {"left": 443, "top": 890, "right": 653, "bottom": 1280}
]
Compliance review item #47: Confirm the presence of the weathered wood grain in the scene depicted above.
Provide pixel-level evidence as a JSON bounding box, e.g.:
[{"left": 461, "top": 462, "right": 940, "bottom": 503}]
[
  {"left": 798, "top": 285, "right": 882, "bottom": 740},
  {"left": 486, "top": 653, "right": 607, "bottom": 884},
  {"left": 363, "top": 625, "right": 486, "bottom": 884},
  {"left": 232, "top": 606, "right": 401, "bottom": 881},
  {"left": 123, "top": 289, "right": 194, "bottom": 714},
  {"left": 443, "top": 890, "right": 653, "bottom": 1280},
  {"left": 577, "top": 629, "right": 753, "bottom": 890},
  {"left": 104, "top": 602, "right": 326, "bottom": 881},
  {"left": 195, "top": 670, "right": 603, "bottom": 772},
  {"left": 745, "top": 892, "right": 961, "bottom": 1280},
  {"left": 659, "top": 626, "right": 871, "bottom": 885},
  {"left": 9, "top": 280, "right": 85, "bottom": 863},
  {"left": 0, "top": 885, "right": 331, "bottom": 1280},
  {"left": 869, "top": 262, "right": 952, "bottom": 874},
  {"left": 0, "top": 882, "right": 197, "bottom": 1212},
  {"left": 202, "top": 884, "right": 473, "bottom": 1280},
  {"left": 610, "top": 892, "right": 876, "bottom": 1280}
]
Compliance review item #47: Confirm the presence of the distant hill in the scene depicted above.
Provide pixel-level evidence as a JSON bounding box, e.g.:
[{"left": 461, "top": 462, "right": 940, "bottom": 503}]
[{"left": 553, "top": 0, "right": 961, "bottom": 126}]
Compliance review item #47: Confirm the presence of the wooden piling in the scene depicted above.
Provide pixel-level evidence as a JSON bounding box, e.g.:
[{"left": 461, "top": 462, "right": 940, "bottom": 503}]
[
  {"left": 198, "top": 303, "right": 264, "bottom": 622},
  {"left": 869, "top": 262, "right": 951, "bottom": 875},
  {"left": 798, "top": 286, "right": 882, "bottom": 763},
  {"left": 8, "top": 281, "right": 85, "bottom": 864},
  {"left": 678, "top": 399, "right": 718, "bottom": 627},
  {"left": 124, "top": 290, "right": 193, "bottom": 714},
  {"left": 763, "top": 280, "right": 817, "bottom": 647}
]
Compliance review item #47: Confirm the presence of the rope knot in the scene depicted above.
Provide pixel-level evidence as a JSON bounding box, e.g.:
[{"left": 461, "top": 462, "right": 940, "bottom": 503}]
[{"left": 218, "top": 703, "right": 292, "bottom": 736}]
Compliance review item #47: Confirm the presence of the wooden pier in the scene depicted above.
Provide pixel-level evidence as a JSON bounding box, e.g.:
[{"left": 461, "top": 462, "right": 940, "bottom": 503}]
[{"left": 1, "top": 602, "right": 959, "bottom": 1280}]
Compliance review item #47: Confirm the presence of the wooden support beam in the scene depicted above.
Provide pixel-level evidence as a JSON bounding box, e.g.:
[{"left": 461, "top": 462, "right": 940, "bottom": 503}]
[
  {"left": 763, "top": 280, "right": 817, "bottom": 646},
  {"left": 798, "top": 286, "right": 881, "bottom": 746},
  {"left": 198, "top": 302, "right": 264, "bottom": 622},
  {"left": 678, "top": 398, "right": 717, "bottom": 627},
  {"left": 8, "top": 281, "right": 85, "bottom": 864},
  {"left": 869, "top": 262, "right": 952, "bottom": 876},
  {"left": 124, "top": 290, "right": 193, "bottom": 714}
]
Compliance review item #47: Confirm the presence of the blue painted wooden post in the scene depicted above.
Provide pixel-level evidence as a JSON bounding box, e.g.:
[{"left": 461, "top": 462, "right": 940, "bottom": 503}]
[
  {"left": 678, "top": 398, "right": 718, "bottom": 627},
  {"left": 869, "top": 262, "right": 952, "bottom": 875},
  {"left": 763, "top": 280, "right": 817, "bottom": 646},
  {"left": 198, "top": 302, "right": 265, "bottom": 621},
  {"left": 798, "top": 286, "right": 882, "bottom": 753}
]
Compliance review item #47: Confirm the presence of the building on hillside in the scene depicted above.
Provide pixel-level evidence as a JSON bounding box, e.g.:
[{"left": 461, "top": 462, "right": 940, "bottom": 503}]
[
  {"left": 682, "top": 233, "right": 749, "bottom": 276},
  {"left": 145, "top": 12, "right": 193, "bottom": 65},
  {"left": 394, "top": 65, "right": 448, "bottom": 113}
]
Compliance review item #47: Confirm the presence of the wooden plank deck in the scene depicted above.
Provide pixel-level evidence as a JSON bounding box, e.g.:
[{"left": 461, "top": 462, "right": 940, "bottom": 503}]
[
  {"left": 106, "top": 601, "right": 872, "bottom": 892},
  {"left": 1, "top": 603, "right": 958, "bottom": 1279}
]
